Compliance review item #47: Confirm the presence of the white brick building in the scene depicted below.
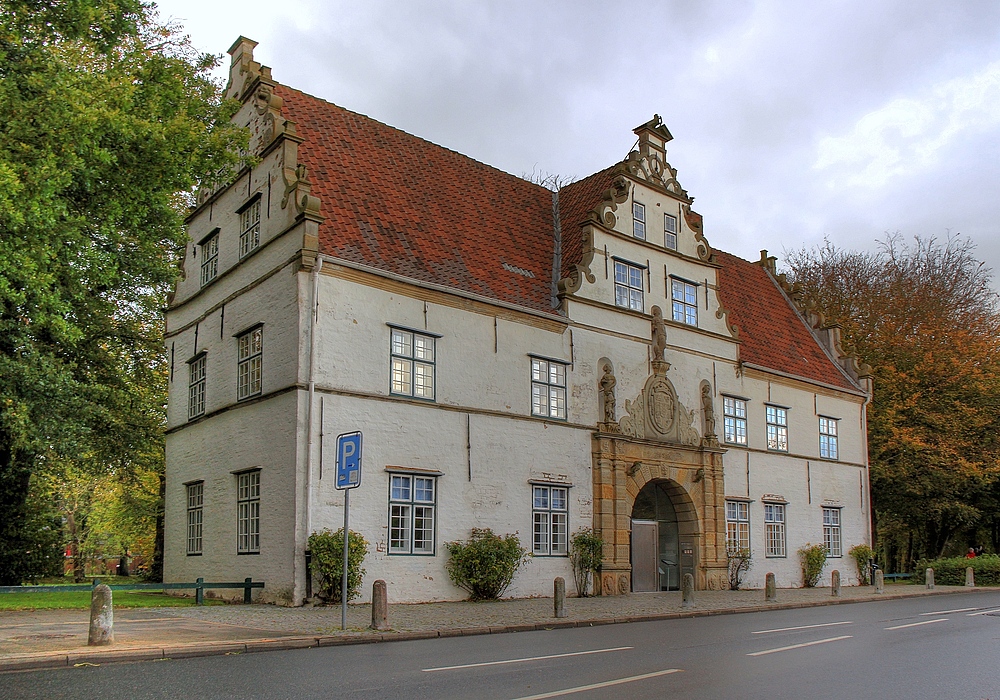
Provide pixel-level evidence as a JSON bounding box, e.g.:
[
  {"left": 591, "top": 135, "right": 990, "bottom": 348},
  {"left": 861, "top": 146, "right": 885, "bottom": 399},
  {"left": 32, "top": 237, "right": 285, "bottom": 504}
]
[{"left": 164, "top": 38, "right": 873, "bottom": 604}]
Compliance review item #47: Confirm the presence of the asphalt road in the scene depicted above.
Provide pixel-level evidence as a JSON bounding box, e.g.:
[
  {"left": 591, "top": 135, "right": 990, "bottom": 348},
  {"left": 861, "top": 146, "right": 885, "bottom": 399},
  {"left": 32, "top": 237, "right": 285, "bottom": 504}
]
[{"left": 4, "top": 592, "right": 1000, "bottom": 700}]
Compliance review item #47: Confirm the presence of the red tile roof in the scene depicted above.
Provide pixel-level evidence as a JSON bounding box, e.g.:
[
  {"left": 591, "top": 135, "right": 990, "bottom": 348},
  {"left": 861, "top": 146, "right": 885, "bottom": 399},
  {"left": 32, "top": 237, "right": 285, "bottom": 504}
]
[
  {"left": 714, "top": 250, "right": 858, "bottom": 391},
  {"left": 276, "top": 85, "right": 559, "bottom": 316},
  {"left": 275, "top": 84, "right": 858, "bottom": 391}
]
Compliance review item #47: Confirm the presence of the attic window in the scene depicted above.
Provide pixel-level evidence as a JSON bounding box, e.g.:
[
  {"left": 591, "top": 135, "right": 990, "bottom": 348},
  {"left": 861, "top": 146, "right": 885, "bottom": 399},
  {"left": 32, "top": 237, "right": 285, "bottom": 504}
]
[
  {"left": 664, "top": 214, "right": 678, "bottom": 250},
  {"left": 502, "top": 262, "right": 535, "bottom": 278},
  {"left": 632, "top": 202, "right": 646, "bottom": 240}
]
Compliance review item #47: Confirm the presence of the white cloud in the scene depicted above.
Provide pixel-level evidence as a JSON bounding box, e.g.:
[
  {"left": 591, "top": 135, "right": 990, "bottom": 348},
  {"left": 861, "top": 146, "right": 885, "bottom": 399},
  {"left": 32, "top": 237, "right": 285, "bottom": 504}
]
[{"left": 814, "top": 61, "right": 1000, "bottom": 189}]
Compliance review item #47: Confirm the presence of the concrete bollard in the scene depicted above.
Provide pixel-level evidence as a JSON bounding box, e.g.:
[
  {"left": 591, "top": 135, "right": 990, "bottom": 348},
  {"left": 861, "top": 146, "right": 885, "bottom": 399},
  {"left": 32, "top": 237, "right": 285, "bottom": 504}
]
[
  {"left": 926, "top": 568, "right": 935, "bottom": 590},
  {"left": 831, "top": 570, "right": 841, "bottom": 597},
  {"left": 874, "top": 570, "right": 884, "bottom": 594},
  {"left": 88, "top": 584, "right": 114, "bottom": 646},
  {"left": 765, "top": 572, "right": 776, "bottom": 602},
  {"left": 371, "top": 580, "right": 389, "bottom": 630},
  {"left": 966, "top": 567, "right": 975, "bottom": 587},
  {"left": 554, "top": 577, "right": 566, "bottom": 618},
  {"left": 682, "top": 574, "right": 695, "bottom": 608}
]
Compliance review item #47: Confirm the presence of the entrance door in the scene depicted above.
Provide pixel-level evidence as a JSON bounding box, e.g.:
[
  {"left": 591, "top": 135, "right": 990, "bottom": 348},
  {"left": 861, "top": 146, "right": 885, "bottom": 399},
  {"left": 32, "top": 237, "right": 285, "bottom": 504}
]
[
  {"left": 631, "top": 520, "right": 658, "bottom": 592},
  {"left": 632, "top": 481, "right": 681, "bottom": 591}
]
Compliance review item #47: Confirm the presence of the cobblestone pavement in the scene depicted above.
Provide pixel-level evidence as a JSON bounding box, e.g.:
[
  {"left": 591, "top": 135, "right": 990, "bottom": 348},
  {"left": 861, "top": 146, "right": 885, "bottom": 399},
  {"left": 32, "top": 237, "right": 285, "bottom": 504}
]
[{"left": 1, "top": 584, "right": 993, "bottom": 671}]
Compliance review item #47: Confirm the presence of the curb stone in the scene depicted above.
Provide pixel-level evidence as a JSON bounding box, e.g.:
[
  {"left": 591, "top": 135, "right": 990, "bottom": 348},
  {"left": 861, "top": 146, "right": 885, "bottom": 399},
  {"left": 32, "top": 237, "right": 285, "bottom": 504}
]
[{"left": 1, "top": 587, "right": 994, "bottom": 674}]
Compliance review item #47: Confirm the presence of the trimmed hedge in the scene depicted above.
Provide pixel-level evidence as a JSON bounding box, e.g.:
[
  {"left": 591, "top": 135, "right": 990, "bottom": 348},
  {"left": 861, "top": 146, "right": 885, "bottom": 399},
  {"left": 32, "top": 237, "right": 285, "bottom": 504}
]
[{"left": 916, "top": 555, "right": 1000, "bottom": 586}]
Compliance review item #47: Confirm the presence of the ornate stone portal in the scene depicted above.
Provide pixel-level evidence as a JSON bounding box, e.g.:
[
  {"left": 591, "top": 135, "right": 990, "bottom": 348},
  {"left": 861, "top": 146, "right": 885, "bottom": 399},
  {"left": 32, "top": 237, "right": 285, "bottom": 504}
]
[{"left": 593, "top": 309, "right": 728, "bottom": 594}]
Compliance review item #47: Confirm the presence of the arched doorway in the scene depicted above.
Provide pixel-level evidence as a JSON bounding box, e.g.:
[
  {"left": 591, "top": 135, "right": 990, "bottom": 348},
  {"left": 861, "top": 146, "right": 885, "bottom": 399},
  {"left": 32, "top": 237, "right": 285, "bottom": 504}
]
[{"left": 631, "top": 481, "right": 684, "bottom": 591}]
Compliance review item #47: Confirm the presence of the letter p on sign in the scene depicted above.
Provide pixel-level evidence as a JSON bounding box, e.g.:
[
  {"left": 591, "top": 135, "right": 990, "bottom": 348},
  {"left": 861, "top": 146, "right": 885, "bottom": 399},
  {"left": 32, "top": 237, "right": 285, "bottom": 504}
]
[{"left": 335, "top": 431, "right": 362, "bottom": 490}]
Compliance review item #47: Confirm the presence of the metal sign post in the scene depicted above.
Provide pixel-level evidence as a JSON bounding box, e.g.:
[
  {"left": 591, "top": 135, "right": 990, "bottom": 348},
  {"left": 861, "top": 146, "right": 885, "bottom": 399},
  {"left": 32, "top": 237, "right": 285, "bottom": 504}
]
[{"left": 335, "top": 431, "right": 362, "bottom": 630}]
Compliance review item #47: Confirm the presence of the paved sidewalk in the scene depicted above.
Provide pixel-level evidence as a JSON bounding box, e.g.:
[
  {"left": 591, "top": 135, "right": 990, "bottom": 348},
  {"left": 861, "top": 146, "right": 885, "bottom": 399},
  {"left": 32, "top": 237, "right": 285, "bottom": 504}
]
[{"left": 1, "top": 584, "right": 994, "bottom": 672}]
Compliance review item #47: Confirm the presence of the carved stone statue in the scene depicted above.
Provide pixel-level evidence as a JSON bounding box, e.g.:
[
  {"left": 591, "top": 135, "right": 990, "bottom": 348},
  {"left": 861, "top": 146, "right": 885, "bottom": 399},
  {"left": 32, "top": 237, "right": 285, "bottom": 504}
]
[
  {"left": 599, "top": 364, "right": 617, "bottom": 424},
  {"left": 651, "top": 305, "right": 667, "bottom": 363},
  {"left": 700, "top": 381, "right": 719, "bottom": 447}
]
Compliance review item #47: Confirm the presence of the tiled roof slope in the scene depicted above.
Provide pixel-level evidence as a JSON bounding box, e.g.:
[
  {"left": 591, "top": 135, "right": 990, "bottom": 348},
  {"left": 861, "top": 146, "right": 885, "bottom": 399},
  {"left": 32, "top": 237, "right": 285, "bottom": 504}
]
[
  {"left": 557, "top": 167, "right": 616, "bottom": 281},
  {"left": 275, "top": 85, "right": 559, "bottom": 316},
  {"left": 714, "top": 250, "right": 858, "bottom": 391}
]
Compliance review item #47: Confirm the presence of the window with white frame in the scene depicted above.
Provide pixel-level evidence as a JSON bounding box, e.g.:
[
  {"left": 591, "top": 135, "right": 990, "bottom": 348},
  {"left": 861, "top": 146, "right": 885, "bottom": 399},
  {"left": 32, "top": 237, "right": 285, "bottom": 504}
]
[
  {"left": 723, "top": 396, "right": 747, "bottom": 445},
  {"left": 531, "top": 358, "right": 567, "bottom": 420},
  {"left": 671, "top": 278, "right": 698, "bottom": 326},
  {"left": 531, "top": 485, "right": 568, "bottom": 555},
  {"left": 725, "top": 500, "right": 750, "bottom": 553},
  {"left": 614, "top": 260, "right": 644, "bottom": 312},
  {"left": 823, "top": 507, "right": 842, "bottom": 557},
  {"left": 390, "top": 328, "right": 435, "bottom": 400},
  {"left": 388, "top": 474, "right": 436, "bottom": 554},
  {"left": 186, "top": 482, "right": 203, "bottom": 555},
  {"left": 664, "top": 213, "right": 678, "bottom": 250},
  {"left": 188, "top": 354, "right": 206, "bottom": 420},
  {"left": 237, "top": 471, "right": 260, "bottom": 554},
  {"left": 764, "top": 502, "right": 786, "bottom": 557},
  {"left": 819, "top": 417, "right": 839, "bottom": 459},
  {"left": 237, "top": 327, "right": 262, "bottom": 400},
  {"left": 632, "top": 201, "right": 646, "bottom": 240},
  {"left": 200, "top": 233, "right": 219, "bottom": 286},
  {"left": 766, "top": 405, "right": 788, "bottom": 451},
  {"left": 239, "top": 198, "right": 261, "bottom": 258}
]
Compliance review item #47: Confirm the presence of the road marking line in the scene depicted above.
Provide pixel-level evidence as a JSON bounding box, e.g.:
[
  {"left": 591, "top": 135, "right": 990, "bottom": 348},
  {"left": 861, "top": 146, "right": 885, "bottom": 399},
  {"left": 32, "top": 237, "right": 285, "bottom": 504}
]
[
  {"left": 885, "top": 618, "right": 948, "bottom": 630},
  {"left": 919, "top": 607, "right": 978, "bottom": 615},
  {"left": 422, "top": 646, "right": 633, "bottom": 672},
  {"left": 747, "top": 635, "right": 852, "bottom": 656},
  {"left": 752, "top": 621, "right": 853, "bottom": 634},
  {"left": 509, "top": 669, "right": 682, "bottom": 699},
  {"left": 967, "top": 608, "right": 1000, "bottom": 616}
]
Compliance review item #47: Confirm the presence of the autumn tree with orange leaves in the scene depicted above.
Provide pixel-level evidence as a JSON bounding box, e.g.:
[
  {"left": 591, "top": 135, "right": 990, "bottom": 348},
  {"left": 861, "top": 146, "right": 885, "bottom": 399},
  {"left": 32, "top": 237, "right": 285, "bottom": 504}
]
[{"left": 786, "top": 234, "right": 1000, "bottom": 571}]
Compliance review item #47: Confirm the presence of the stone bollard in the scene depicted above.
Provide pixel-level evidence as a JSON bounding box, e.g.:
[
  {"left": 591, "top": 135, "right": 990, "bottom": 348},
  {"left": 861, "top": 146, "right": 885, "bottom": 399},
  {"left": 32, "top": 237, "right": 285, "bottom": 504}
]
[
  {"left": 371, "top": 580, "right": 389, "bottom": 630},
  {"left": 874, "top": 570, "right": 884, "bottom": 594},
  {"left": 926, "top": 568, "right": 935, "bottom": 590},
  {"left": 966, "top": 567, "right": 975, "bottom": 587},
  {"left": 554, "top": 577, "right": 567, "bottom": 618},
  {"left": 831, "top": 570, "right": 841, "bottom": 597},
  {"left": 682, "top": 573, "right": 695, "bottom": 608},
  {"left": 765, "top": 572, "right": 776, "bottom": 602},
  {"left": 88, "top": 584, "right": 114, "bottom": 646}
]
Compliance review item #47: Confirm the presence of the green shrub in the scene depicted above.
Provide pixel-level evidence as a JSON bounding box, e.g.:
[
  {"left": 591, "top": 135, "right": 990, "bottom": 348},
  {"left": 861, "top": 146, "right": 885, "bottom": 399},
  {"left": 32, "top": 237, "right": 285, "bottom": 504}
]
[
  {"left": 445, "top": 528, "right": 529, "bottom": 600},
  {"left": 799, "top": 543, "right": 828, "bottom": 587},
  {"left": 849, "top": 544, "right": 875, "bottom": 585},
  {"left": 916, "top": 555, "right": 1000, "bottom": 586},
  {"left": 727, "top": 545, "right": 753, "bottom": 590},
  {"left": 308, "top": 528, "right": 369, "bottom": 603},
  {"left": 569, "top": 528, "right": 603, "bottom": 597}
]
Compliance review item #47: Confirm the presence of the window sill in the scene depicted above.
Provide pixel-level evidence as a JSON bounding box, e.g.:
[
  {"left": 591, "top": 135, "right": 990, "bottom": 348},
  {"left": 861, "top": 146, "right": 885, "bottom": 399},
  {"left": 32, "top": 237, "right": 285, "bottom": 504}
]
[
  {"left": 389, "top": 392, "right": 436, "bottom": 403},
  {"left": 530, "top": 413, "right": 568, "bottom": 422},
  {"left": 387, "top": 552, "right": 436, "bottom": 557},
  {"left": 237, "top": 551, "right": 260, "bottom": 556},
  {"left": 186, "top": 553, "right": 202, "bottom": 557}
]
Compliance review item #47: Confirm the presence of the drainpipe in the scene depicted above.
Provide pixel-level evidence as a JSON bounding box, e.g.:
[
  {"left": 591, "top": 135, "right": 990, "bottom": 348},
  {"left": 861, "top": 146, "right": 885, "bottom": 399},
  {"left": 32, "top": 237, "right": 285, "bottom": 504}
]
[
  {"left": 861, "top": 383, "right": 873, "bottom": 550},
  {"left": 304, "top": 257, "right": 323, "bottom": 599}
]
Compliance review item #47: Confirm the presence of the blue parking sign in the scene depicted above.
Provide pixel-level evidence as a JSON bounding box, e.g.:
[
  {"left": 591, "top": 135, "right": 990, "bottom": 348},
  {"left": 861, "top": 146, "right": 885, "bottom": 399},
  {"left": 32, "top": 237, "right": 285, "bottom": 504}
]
[{"left": 335, "top": 431, "right": 363, "bottom": 490}]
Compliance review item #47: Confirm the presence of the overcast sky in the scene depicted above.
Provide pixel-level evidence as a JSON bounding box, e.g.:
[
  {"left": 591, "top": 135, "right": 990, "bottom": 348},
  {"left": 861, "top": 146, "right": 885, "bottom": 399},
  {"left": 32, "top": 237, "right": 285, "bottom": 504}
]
[{"left": 154, "top": 0, "right": 1000, "bottom": 282}]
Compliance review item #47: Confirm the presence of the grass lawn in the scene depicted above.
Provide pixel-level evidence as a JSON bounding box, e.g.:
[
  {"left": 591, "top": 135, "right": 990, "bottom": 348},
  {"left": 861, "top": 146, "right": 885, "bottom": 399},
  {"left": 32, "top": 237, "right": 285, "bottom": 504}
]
[{"left": 0, "top": 590, "right": 226, "bottom": 611}]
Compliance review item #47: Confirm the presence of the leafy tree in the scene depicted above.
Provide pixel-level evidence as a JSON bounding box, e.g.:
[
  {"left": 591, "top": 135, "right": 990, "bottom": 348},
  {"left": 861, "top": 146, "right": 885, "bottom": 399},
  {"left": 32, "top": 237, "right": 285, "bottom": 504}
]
[
  {"left": 0, "top": 0, "right": 246, "bottom": 583},
  {"left": 786, "top": 234, "right": 1000, "bottom": 570}
]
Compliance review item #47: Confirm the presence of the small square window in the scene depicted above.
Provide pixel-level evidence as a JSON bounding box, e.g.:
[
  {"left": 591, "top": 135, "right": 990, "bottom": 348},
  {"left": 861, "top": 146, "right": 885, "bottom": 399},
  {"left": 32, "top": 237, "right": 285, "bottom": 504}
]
[
  {"left": 239, "top": 199, "right": 261, "bottom": 258},
  {"left": 725, "top": 500, "right": 750, "bottom": 553},
  {"left": 531, "top": 358, "right": 567, "bottom": 420},
  {"left": 389, "top": 474, "right": 437, "bottom": 555},
  {"left": 671, "top": 279, "right": 698, "bottom": 326},
  {"left": 237, "top": 327, "right": 262, "bottom": 401},
  {"left": 766, "top": 405, "right": 788, "bottom": 452},
  {"left": 723, "top": 397, "right": 747, "bottom": 445},
  {"left": 819, "top": 417, "right": 839, "bottom": 460},
  {"left": 614, "top": 261, "right": 644, "bottom": 312},
  {"left": 200, "top": 234, "right": 219, "bottom": 286},
  {"left": 632, "top": 202, "right": 646, "bottom": 240},
  {"left": 390, "top": 329, "right": 436, "bottom": 400},
  {"left": 532, "top": 485, "right": 568, "bottom": 556},
  {"left": 664, "top": 214, "right": 678, "bottom": 250}
]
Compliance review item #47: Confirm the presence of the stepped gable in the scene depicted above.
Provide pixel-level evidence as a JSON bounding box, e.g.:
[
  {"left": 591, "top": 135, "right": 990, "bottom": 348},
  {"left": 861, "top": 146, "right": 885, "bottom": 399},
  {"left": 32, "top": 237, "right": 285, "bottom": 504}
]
[
  {"left": 557, "top": 166, "right": 617, "bottom": 281},
  {"left": 275, "top": 85, "right": 559, "bottom": 316},
  {"left": 714, "top": 250, "right": 858, "bottom": 391}
]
